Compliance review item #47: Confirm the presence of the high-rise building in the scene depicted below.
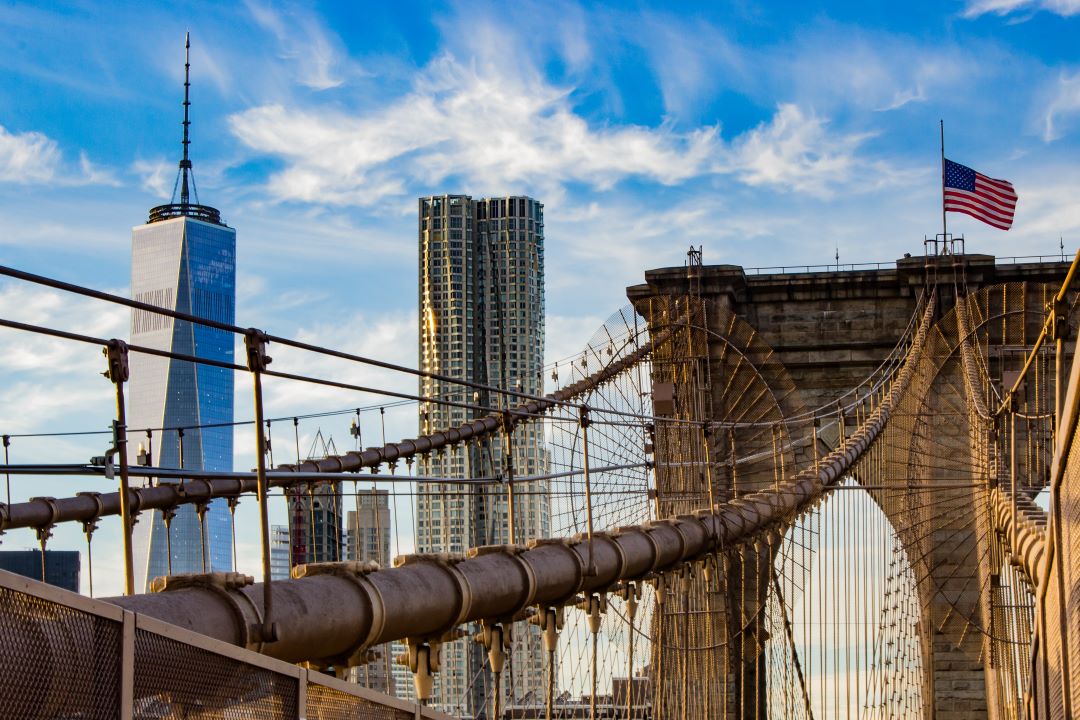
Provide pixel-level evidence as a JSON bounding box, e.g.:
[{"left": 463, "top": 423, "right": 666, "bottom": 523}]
[
  {"left": 344, "top": 490, "right": 398, "bottom": 696},
  {"left": 416, "top": 194, "right": 549, "bottom": 716},
  {"left": 286, "top": 430, "right": 344, "bottom": 567},
  {"left": 0, "top": 550, "right": 80, "bottom": 593},
  {"left": 270, "top": 525, "right": 291, "bottom": 581},
  {"left": 286, "top": 484, "right": 343, "bottom": 566},
  {"left": 345, "top": 489, "right": 391, "bottom": 564},
  {"left": 129, "top": 34, "right": 235, "bottom": 591}
]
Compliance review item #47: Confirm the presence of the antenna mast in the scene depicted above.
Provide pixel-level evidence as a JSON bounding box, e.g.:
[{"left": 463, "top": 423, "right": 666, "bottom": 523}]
[
  {"left": 179, "top": 31, "right": 192, "bottom": 206},
  {"left": 150, "top": 32, "right": 222, "bottom": 225}
]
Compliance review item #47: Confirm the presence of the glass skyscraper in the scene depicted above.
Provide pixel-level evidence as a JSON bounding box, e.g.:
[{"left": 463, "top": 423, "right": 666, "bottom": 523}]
[
  {"left": 128, "top": 33, "right": 236, "bottom": 591},
  {"left": 129, "top": 213, "right": 236, "bottom": 591}
]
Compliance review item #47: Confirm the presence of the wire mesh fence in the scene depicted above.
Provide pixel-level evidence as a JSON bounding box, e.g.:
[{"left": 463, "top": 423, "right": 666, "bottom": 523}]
[{"left": 0, "top": 568, "right": 452, "bottom": 720}]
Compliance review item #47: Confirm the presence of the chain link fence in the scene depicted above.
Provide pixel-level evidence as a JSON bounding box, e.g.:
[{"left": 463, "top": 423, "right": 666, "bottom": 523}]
[{"left": 0, "top": 569, "right": 452, "bottom": 720}]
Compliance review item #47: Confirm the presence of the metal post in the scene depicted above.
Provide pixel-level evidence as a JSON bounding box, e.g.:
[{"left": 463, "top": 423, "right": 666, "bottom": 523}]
[
  {"left": 177, "top": 427, "right": 185, "bottom": 471},
  {"left": 838, "top": 401, "right": 846, "bottom": 443},
  {"left": 1010, "top": 411, "right": 1017, "bottom": 558},
  {"left": 580, "top": 406, "right": 596, "bottom": 575},
  {"left": 1055, "top": 298, "right": 1067, "bottom": 429},
  {"left": 702, "top": 424, "right": 716, "bottom": 513},
  {"left": 246, "top": 329, "right": 277, "bottom": 642},
  {"left": 680, "top": 567, "right": 690, "bottom": 720},
  {"left": 3, "top": 434, "right": 10, "bottom": 505},
  {"left": 105, "top": 339, "right": 135, "bottom": 596},
  {"left": 502, "top": 413, "right": 517, "bottom": 545},
  {"left": 120, "top": 610, "right": 135, "bottom": 720},
  {"left": 625, "top": 583, "right": 637, "bottom": 720}
]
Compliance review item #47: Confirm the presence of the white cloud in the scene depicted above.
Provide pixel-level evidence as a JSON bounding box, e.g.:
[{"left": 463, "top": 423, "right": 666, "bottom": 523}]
[
  {"left": 131, "top": 158, "right": 174, "bottom": 199},
  {"left": 876, "top": 86, "right": 927, "bottom": 112},
  {"left": 0, "top": 124, "right": 122, "bottom": 187},
  {"left": 1042, "top": 71, "right": 1080, "bottom": 141},
  {"left": 78, "top": 152, "right": 121, "bottom": 187},
  {"left": 255, "top": 310, "right": 418, "bottom": 414},
  {"left": 245, "top": 0, "right": 358, "bottom": 90},
  {"left": 779, "top": 31, "right": 981, "bottom": 115},
  {"left": 634, "top": 14, "right": 746, "bottom": 120},
  {"left": 963, "top": 0, "right": 1080, "bottom": 16},
  {"left": 1003, "top": 173, "right": 1080, "bottom": 239},
  {"left": 726, "top": 105, "right": 894, "bottom": 196},
  {"left": 0, "top": 284, "right": 128, "bottom": 377},
  {"left": 229, "top": 52, "right": 886, "bottom": 205},
  {"left": 0, "top": 283, "right": 128, "bottom": 441},
  {"left": 0, "top": 125, "right": 63, "bottom": 183}
]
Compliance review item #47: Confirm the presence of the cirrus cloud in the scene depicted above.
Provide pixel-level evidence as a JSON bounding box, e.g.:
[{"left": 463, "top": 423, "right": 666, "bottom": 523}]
[
  {"left": 228, "top": 55, "right": 899, "bottom": 206},
  {"left": 963, "top": 0, "right": 1080, "bottom": 17}
]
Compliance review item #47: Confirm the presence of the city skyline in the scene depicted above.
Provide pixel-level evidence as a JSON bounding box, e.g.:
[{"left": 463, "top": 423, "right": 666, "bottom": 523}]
[{"left": 1, "top": 1, "right": 1079, "bottom": 600}]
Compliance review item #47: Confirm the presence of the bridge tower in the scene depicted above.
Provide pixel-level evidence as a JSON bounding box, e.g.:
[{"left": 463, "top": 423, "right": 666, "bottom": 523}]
[{"left": 629, "top": 251, "right": 1073, "bottom": 719}]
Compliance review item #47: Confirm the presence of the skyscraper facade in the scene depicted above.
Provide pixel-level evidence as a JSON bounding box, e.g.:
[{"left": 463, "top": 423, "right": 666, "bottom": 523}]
[
  {"left": 286, "top": 431, "right": 344, "bottom": 568},
  {"left": 129, "top": 212, "right": 236, "bottom": 590},
  {"left": 270, "top": 525, "right": 291, "bottom": 581},
  {"left": 345, "top": 490, "right": 396, "bottom": 696},
  {"left": 0, "top": 550, "right": 81, "bottom": 593},
  {"left": 416, "top": 194, "right": 549, "bottom": 716},
  {"left": 128, "top": 34, "right": 235, "bottom": 591},
  {"left": 345, "top": 489, "right": 391, "bottom": 565}
]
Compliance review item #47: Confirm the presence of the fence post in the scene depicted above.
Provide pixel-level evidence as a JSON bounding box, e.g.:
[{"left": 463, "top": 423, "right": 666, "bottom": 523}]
[
  {"left": 297, "top": 666, "right": 308, "bottom": 720},
  {"left": 245, "top": 329, "right": 277, "bottom": 643},
  {"left": 120, "top": 610, "right": 135, "bottom": 720},
  {"left": 105, "top": 340, "right": 135, "bottom": 596}
]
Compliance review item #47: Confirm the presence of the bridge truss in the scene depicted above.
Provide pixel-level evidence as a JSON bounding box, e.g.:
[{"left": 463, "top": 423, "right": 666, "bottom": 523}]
[{"left": 0, "top": 252, "right": 1078, "bottom": 719}]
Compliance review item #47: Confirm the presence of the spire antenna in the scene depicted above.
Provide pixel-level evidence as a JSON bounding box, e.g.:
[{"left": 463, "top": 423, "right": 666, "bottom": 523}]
[
  {"left": 179, "top": 31, "right": 193, "bottom": 206},
  {"left": 150, "top": 31, "right": 221, "bottom": 225}
]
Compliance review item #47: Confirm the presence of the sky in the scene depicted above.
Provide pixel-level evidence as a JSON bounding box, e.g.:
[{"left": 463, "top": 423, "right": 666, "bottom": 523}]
[{"left": 0, "top": 0, "right": 1079, "bottom": 597}]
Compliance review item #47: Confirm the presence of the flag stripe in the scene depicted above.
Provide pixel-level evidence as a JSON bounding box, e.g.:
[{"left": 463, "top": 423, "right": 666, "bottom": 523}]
[
  {"left": 943, "top": 158, "right": 1017, "bottom": 231},
  {"left": 944, "top": 199, "right": 1013, "bottom": 227},
  {"left": 944, "top": 188, "right": 1015, "bottom": 216},
  {"left": 976, "top": 173, "right": 1016, "bottom": 197},
  {"left": 944, "top": 193, "right": 1013, "bottom": 222},
  {"left": 946, "top": 204, "right": 1010, "bottom": 229},
  {"left": 975, "top": 177, "right": 1017, "bottom": 205}
]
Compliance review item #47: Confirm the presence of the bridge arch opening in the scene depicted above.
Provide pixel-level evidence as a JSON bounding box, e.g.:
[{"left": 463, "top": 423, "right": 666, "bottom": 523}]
[{"left": 768, "top": 477, "right": 926, "bottom": 719}]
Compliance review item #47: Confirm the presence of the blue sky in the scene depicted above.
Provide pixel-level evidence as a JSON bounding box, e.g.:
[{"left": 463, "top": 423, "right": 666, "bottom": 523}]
[{"left": 0, "top": 0, "right": 1078, "bottom": 595}]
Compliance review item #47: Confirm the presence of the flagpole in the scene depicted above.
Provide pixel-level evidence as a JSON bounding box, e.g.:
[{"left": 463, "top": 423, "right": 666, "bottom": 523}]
[{"left": 940, "top": 119, "right": 948, "bottom": 243}]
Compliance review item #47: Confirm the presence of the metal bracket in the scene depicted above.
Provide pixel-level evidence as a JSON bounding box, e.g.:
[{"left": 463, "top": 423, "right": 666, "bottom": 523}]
[
  {"left": 150, "top": 572, "right": 270, "bottom": 648},
  {"left": 76, "top": 491, "right": 104, "bottom": 537},
  {"left": 468, "top": 543, "right": 538, "bottom": 614},
  {"left": 29, "top": 496, "right": 58, "bottom": 545},
  {"left": 1052, "top": 298, "right": 1070, "bottom": 341},
  {"left": 244, "top": 329, "right": 273, "bottom": 372},
  {"left": 151, "top": 571, "right": 255, "bottom": 593},
  {"left": 103, "top": 339, "right": 129, "bottom": 384},
  {"left": 291, "top": 561, "right": 386, "bottom": 668},
  {"left": 291, "top": 560, "right": 381, "bottom": 578},
  {"left": 576, "top": 592, "right": 607, "bottom": 634},
  {"left": 529, "top": 605, "right": 565, "bottom": 652},
  {"left": 393, "top": 553, "right": 473, "bottom": 631}
]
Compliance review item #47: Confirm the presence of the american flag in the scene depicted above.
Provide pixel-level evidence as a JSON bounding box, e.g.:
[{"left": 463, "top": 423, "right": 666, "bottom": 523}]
[{"left": 943, "top": 158, "right": 1017, "bottom": 231}]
